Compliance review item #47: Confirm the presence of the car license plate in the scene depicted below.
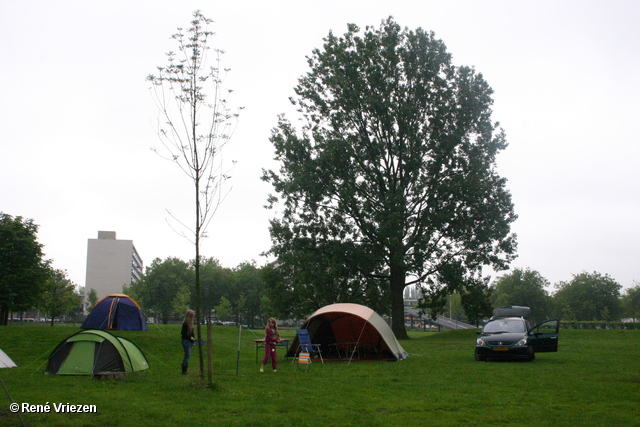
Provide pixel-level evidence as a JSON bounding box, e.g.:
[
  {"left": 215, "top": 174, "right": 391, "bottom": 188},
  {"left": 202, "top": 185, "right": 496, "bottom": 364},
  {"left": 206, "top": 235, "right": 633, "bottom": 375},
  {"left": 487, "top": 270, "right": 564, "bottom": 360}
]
[{"left": 493, "top": 347, "right": 509, "bottom": 351}]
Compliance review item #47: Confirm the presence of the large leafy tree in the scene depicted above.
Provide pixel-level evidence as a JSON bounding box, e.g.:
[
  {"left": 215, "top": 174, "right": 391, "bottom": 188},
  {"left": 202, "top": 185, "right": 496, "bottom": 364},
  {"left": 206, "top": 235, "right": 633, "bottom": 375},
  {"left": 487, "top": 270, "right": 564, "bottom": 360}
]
[
  {"left": 263, "top": 18, "right": 517, "bottom": 338},
  {"left": 0, "top": 213, "right": 49, "bottom": 325},
  {"left": 490, "top": 268, "right": 553, "bottom": 322},
  {"left": 554, "top": 271, "right": 622, "bottom": 321}
]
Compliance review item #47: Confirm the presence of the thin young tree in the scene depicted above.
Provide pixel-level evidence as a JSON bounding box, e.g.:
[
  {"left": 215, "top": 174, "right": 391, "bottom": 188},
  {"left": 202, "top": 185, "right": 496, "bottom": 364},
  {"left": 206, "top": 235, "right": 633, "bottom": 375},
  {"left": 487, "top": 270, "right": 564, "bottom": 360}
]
[{"left": 147, "top": 10, "right": 240, "bottom": 380}]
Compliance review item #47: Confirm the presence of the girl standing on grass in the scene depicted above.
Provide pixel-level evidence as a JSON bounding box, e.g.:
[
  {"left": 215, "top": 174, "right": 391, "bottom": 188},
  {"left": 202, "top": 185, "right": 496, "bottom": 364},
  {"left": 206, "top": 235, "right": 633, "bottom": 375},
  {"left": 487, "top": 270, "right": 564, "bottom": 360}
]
[
  {"left": 260, "top": 318, "right": 281, "bottom": 372},
  {"left": 181, "top": 309, "right": 195, "bottom": 375}
]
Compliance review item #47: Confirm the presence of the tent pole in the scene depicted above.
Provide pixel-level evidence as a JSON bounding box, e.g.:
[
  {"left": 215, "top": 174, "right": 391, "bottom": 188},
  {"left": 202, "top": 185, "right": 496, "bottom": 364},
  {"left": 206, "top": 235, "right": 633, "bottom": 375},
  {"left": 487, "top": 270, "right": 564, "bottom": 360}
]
[
  {"left": 207, "top": 323, "right": 213, "bottom": 386},
  {"left": 1, "top": 376, "right": 26, "bottom": 427},
  {"left": 235, "top": 324, "right": 242, "bottom": 376},
  {"left": 348, "top": 320, "right": 369, "bottom": 365}
]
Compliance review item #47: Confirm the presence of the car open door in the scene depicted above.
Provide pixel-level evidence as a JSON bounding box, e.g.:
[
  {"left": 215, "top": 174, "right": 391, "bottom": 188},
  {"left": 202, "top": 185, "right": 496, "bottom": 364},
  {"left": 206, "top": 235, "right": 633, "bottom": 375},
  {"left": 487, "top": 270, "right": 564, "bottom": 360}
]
[{"left": 528, "top": 319, "right": 560, "bottom": 353}]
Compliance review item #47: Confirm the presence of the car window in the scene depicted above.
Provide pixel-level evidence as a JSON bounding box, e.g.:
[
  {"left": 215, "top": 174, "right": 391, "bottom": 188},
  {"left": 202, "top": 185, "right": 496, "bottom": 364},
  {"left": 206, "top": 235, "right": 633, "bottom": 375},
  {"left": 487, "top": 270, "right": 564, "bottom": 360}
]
[
  {"left": 531, "top": 320, "right": 558, "bottom": 334},
  {"left": 483, "top": 319, "right": 526, "bottom": 333}
]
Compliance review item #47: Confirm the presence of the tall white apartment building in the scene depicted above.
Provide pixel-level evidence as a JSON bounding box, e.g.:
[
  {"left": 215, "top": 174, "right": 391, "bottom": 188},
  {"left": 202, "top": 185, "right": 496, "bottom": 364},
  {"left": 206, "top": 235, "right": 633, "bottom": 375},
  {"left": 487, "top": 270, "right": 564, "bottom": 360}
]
[{"left": 85, "top": 231, "right": 143, "bottom": 302}]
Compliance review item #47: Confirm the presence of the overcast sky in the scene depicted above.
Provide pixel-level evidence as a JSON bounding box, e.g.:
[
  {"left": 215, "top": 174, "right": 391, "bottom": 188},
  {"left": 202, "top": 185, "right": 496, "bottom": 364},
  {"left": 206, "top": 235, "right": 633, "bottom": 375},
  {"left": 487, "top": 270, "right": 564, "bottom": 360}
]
[{"left": 1, "top": 0, "right": 638, "bottom": 292}]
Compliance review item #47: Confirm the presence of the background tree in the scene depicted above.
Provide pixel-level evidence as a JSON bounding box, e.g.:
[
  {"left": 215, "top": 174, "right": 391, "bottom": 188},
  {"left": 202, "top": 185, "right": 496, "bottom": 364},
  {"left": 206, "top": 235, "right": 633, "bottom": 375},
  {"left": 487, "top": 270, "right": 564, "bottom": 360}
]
[
  {"left": 459, "top": 277, "right": 493, "bottom": 326},
  {"left": 262, "top": 240, "right": 387, "bottom": 319},
  {"left": 490, "top": 268, "right": 553, "bottom": 322},
  {"left": 554, "top": 271, "right": 622, "bottom": 321},
  {"left": 199, "top": 257, "right": 234, "bottom": 322},
  {"left": 259, "top": 294, "right": 276, "bottom": 322},
  {"left": 214, "top": 296, "right": 232, "bottom": 321},
  {"left": 0, "top": 213, "right": 49, "bottom": 325},
  {"left": 134, "top": 257, "right": 193, "bottom": 324},
  {"left": 261, "top": 262, "right": 301, "bottom": 319},
  {"left": 262, "top": 18, "right": 517, "bottom": 338},
  {"left": 39, "top": 267, "right": 79, "bottom": 326},
  {"left": 417, "top": 271, "right": 492, "bottom": 326},
  {"left": 172, "top": 285, "right": 191, "bottom": 318},
  {"left": 86, "top": 288, "right": 98, "bottom": 312},
  {"left": 147, "top": 10, "right": 241, "bottom": 379},
  {"left": 233, "top": 262, "right": 266, "bottom": 328},
  {"left": 621, "top": 282, "right": 640, "bottom": 321}
]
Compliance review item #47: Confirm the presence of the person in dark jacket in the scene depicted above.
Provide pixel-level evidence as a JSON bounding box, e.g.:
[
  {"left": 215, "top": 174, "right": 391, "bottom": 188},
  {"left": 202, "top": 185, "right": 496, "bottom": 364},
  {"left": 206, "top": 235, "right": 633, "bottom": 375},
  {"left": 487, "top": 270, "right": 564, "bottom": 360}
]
[{"left": 181, "top": 309, "right": 195, "bottom": 375}]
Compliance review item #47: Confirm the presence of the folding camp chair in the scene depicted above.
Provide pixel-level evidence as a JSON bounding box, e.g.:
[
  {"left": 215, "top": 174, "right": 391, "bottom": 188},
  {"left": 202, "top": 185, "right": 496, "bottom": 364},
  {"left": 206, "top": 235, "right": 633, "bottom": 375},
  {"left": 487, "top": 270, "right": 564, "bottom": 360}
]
[
  {"left": 294, "top": 329, "right": 323, "bottom": 363},
  {"left": 296, "top": 351, "right": 311, "bottom": 371}
]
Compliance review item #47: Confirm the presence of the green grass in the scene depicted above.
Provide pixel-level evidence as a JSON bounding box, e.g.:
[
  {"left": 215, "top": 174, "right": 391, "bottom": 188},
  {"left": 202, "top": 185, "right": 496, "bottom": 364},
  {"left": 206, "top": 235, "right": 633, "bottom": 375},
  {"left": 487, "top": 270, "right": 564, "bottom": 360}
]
[{"left": 1, "top": 324, "right": 639, "bottom": 426}]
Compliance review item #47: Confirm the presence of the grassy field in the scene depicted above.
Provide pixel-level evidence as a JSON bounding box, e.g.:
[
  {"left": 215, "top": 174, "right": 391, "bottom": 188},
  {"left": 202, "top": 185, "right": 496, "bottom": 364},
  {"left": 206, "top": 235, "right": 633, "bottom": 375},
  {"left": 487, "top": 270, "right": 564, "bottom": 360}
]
[{"left": 0, "top": 324, "right": 638, "bottom": 427}]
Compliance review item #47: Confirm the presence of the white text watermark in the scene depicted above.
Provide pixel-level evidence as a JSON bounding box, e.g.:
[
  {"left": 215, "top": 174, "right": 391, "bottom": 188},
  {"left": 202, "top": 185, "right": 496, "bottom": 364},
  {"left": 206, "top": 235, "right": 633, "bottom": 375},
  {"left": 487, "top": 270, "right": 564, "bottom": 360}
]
[{"left": 10, "top": 402, "right": 97, "bottom": 414}]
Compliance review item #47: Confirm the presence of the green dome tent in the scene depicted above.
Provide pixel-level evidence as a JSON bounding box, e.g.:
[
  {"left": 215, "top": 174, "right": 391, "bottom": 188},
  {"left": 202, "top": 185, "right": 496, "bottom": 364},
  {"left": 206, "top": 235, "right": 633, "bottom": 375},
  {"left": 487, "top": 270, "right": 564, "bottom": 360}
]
[{"left": 45, "top": 329, "right": 149, "bottom": 376}]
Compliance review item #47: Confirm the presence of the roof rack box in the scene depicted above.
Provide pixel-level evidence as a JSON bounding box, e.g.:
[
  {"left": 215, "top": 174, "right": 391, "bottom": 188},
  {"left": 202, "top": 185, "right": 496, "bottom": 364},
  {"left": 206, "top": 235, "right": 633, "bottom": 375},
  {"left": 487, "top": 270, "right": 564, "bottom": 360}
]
[{"left": 492, "top": 306, "right": 531, "bottom": 319}]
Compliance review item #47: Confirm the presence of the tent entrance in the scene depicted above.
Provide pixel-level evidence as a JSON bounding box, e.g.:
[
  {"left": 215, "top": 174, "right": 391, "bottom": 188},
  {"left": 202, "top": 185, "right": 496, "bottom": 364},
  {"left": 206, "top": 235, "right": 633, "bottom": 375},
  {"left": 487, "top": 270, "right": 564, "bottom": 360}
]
[
  {"left": 286, "top": 303, "right": 408, "bottom": 362},
  {"left": 57, "top": 341, "right": 95, "bottom": 375},
  {"left": 308, "top": 316, "right": 392, "bottom": 361}
]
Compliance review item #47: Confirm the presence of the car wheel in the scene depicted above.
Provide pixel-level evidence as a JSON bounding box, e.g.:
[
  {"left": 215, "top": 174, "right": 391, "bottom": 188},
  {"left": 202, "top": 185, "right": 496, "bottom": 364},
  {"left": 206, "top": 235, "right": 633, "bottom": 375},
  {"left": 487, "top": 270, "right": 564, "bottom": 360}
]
[
  {"left": 526, "top": 347, "right": 535, "bottom": 362},
  {"left": 475, "top": 351, "right": 485, "bottom": 362}
]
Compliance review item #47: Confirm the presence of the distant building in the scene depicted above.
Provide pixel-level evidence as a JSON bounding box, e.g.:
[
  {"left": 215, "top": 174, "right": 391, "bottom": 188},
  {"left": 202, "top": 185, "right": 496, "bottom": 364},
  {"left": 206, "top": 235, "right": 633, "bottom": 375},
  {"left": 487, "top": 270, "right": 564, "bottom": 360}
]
[{"left": 84, "top": 231, "right": 143, "bottom": 306}]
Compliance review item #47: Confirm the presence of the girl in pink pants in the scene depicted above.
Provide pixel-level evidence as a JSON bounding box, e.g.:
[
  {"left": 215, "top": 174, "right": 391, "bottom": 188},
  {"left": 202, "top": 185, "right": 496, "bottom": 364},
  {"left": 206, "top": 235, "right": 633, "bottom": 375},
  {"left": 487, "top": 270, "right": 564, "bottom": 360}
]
[{"left": 260, "top": 318, "right": 281, "bottom": 372}]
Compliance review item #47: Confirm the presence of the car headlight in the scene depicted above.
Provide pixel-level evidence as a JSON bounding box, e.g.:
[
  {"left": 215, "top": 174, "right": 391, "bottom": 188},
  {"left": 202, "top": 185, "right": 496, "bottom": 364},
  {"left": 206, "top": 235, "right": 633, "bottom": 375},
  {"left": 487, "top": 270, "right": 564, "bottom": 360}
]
[
  {"left": 513, "top": 337, "right": 528, "bottom": 347},
  {"left": 476, "top": 337, "right": 486, "bottom": 346}
]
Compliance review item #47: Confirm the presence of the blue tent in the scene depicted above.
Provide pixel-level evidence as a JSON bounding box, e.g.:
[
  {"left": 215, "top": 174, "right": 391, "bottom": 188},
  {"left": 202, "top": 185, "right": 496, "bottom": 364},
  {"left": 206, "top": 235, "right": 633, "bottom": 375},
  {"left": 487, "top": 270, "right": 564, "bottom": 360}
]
[{"left": 82, "top": 294, "right": 147, "bottom": 331}]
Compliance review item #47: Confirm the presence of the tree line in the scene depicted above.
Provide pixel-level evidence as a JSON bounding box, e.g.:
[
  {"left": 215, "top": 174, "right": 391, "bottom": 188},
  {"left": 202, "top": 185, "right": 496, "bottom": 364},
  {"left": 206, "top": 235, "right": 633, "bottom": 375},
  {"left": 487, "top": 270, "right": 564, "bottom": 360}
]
[
  {"left": 2, "top": 213, "right": 639, "bottom": 329},
  {"left": 125, "top": 257, "right": 268, "bottom": 328},
  {"left": 430, "top": 267, "right": 640, "bottom": 326},
  {"left": 123, "top": 260, "right": 640, "bottom": 327}
]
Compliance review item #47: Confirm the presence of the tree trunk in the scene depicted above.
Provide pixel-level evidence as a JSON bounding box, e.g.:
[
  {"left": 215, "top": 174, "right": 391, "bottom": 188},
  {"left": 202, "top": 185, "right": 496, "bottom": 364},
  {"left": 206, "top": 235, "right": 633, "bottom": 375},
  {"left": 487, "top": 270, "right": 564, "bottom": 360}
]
[
  {"left": 0, "top": 308, "right": 8, "bottom": 326},
  {"left": 207, "top": 323, "right": 213, "bottom": 387},
  {"left": 193, "top": 80, "right": 205, "bottom": 380},
  {"left": 195, "top": 188, "right": 204, "bottom": 380},
  {"left": 389, "top": 258, "right": 408, "bottom": 340}
]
